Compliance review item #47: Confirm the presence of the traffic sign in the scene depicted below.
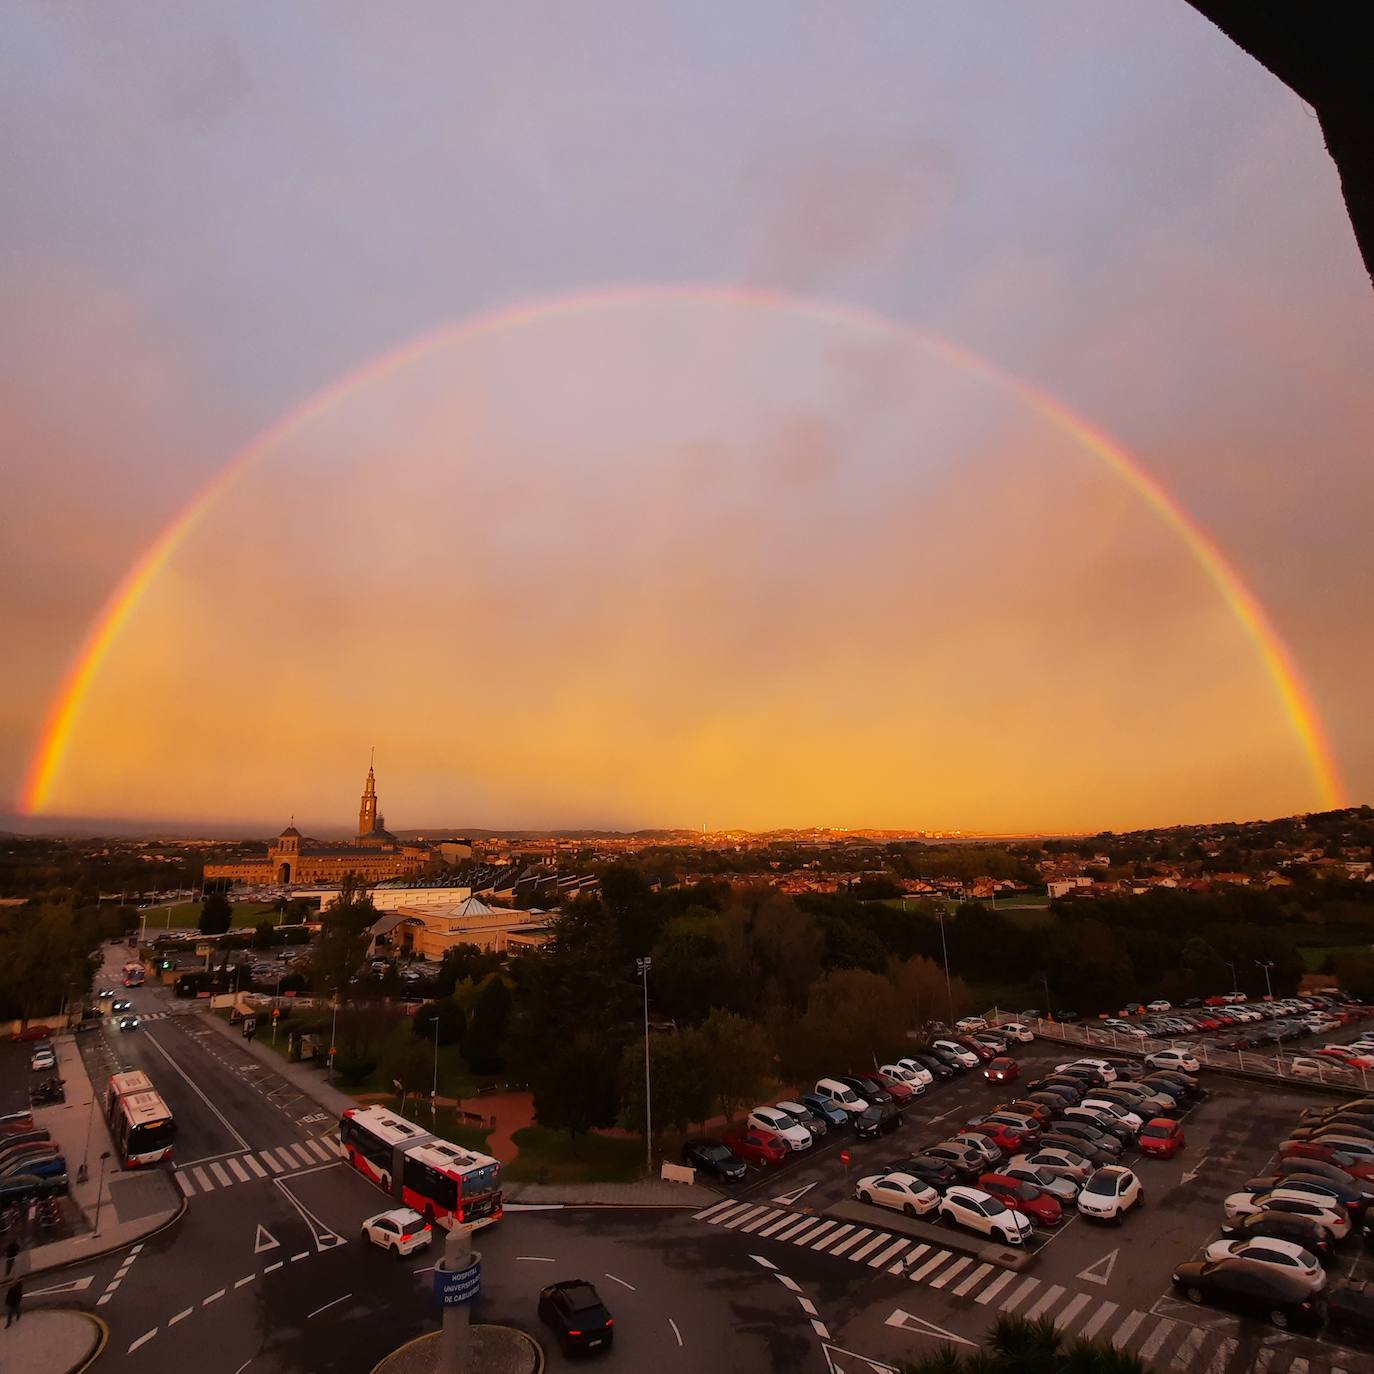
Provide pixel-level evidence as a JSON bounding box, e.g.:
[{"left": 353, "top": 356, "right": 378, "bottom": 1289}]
[
  {"left": 435, "top": 1258, "right": 481, "bottom": 1306},
  {"left": 839, "top": 1149, "right": 852, "bottom": 1166}
]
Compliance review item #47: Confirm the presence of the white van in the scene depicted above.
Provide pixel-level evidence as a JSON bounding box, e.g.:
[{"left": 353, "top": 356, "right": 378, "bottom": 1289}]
[{"left": 814, "top": 1078, "right": 868, "bottom": 1116}]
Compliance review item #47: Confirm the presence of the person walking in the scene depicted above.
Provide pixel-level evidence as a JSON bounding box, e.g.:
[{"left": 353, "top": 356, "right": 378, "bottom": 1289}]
[{"left": 4, "top": 1277, "right": 22, "bottom": 1327}]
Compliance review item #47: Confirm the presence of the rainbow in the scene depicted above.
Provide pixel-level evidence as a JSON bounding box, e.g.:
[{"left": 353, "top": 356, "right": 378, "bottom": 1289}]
[{"left": 20, "top": 284, "right": 1344, "bottom": 813}]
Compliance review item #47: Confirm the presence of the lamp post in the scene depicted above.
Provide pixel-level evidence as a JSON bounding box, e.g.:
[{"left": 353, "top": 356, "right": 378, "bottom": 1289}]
[
  {"left": 78, "top": 1079, "right": 99, "bottom": 1184},
  {"left": 431, "top": 1012, "right": 441, "bottom": 1125},
  {"left": 1226, "top": 960, "right": 1239, "bottom": 994},
  {"left": 328, "top": 995, "right": 340, "bottom": 1083},
  {"left": 636, "top": 957, "right": 652, "bottom": 1177},
  {"left": 936, "top": 909, "right": 955, "bottom": 1025},
  {"left": 92, "top": 1150, "right": 112, "bottom": 1238},
  {"left": 1255, "top": 960, "right": 1275, "bottom": 1001}
]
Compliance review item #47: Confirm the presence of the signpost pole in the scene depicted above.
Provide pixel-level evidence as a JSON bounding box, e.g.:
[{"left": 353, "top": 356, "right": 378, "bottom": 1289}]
[{"left": 436, "top": 1223, "right": 480, "bottom": 1371}]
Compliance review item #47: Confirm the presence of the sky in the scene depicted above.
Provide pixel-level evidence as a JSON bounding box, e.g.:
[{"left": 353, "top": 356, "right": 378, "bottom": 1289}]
[{"left": 3, "top": 1, "right": 1371, "bottom": 836}]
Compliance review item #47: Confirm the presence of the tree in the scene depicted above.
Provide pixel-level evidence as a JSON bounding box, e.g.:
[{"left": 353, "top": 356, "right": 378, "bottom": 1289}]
[
  {"left": 618, "top": 1028, "right": 714, "bottom": 1138},
  {"left": 310, "top": 881, "right": 377, "bottom": 998},
  {"left": 0, "top": 901, "right": 97, "bottom": 1023},
  {"left": 529, "top": 1029, "right": 622, "bottom": 1148},
  {"left": 900, "top": 1313, "right": 1147, "bottom": 1374},
  {"left": 382, "top": 1036, "right": 433, "bottom": 1111},
  {"left": 199, "top": 891, "right": 233, "bottom": 936},
  {"left": 464, "top": 976, "right": 512, "bottom": 1074},
  {"left": 890, "top": 954, "right": 970, "bottom": 1028},
  {"left": 697, "top": 1010, "right": 772, "bottom": 1123},
  {"left": 413, "top": 998, "right": 467, "bottom": 1047},
  {"left": 650, "top": 911, "right": 731, "bottom": 1025},
  {"left": 789, "top": 968, "right": 908, "bottom": 1084},
  {"left": 252, "top": 919, "right": 277, "bottom": 950}
]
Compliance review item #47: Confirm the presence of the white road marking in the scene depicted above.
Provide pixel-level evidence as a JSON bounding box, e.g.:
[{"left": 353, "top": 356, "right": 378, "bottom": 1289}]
[
  {"left": 756, "top": 1213, "right": 798, "bottom": 1238},
  {"left": 1078, "top": 1300, "right": 1119, "bottom": 1339},
  {"left": 243, "top": 1154, "right": 267, "bottom": 1178},
  {"left": 306, "top": 1293, "right": 352, "bottom": 1319},
  {"left": 144, "top": 1029, "right": 250, "bottom": 1149},
  {"left": 776, "top": 1216, "right": 818, "bottom": 1242},
  {"left": 749, "top": 1255, "right": 776, "bottom": 1271},
  {"left": 192, "top": 1166, "right": 213, "bottom": 1191},
  {"left": 929, "top": 1256, "right": 973, "bottom": 1290},
  {"left": 777, "top": 1275, "right": 800, "bottom": 1292},
  {"left": 227, "top": 1157, "right": 250, "bottom": 1183},
  {"left": 850, "top": 1233, "right": 891, "bottom": 1262},
  {"left": 798, "top": 1298, "right": 817, "bottom": 1316},
  {"left": 209, "top": 1161, "right": 232, "bottom": 1187},
  {"left": 1077, "top": 1247, "right": 1120, "bottom": 1286},
  {"left": 975, "top": 1270, "right": 1016, "bottom": 1305},
  {"left": 255, "top": 1225, "right": 280, "bottom": 1254},
  {"left": 1025, "top": 1284, "right": 1066, "bottom": 1320},
  {"left": 516, "top": 1255, "right": 557, "bottom": 1262},
  {"left": 264, "top": 1262, "right": 283, "bottom": 1273},
  {"left": 884, "top": 1309, "right": 978, "bottom": 1346},
  {"left": 739, "top": 1209, "right": 780, "bottom": 1234},
  {"left": 1137, "top": 1318, "right": 1175, "bottom": 1362},
  {"left": 1171, "top": 1327, "right": 1207, "bottom": 1370},
  {"left": 203, "top": 1289, "right": 225, "bottom": 1305},
  {"left": 694, "top": 1200, "right": 737, "bottom": 1222},
  {"left": 953, "top": 1263, "right": 992, "bottom": 1297},
  {"left": 128, "top": 1330, "right": 158, "bottom": 1353},
  {"left": 828, "top": 1227, "right": 871, "bottom": 1257},
  {"left": 235, "top": 1276, "right": 255, "bottom": 1288},
  {"left": 604, "top": 1272, "right": 636, "bottom": 1291},
  {"left": 723, "top": 1206, "right": 769, "bottom": 1230},
  {"left": 272, "top": 1175, "right": 341, "bottom": 1251},
  {"left": 814, "top": 1224, "right": 856, "bottom": 1251},
  {"left": 291, "top": 1142, "right": 318, "bottom": 1166},
  {"left": 868, "top": 1239, "right": 908, "bottom": 1269},
  {"left": 910, "top": 1251, "right": 951, "bottom": 1283},
  {"left": 233, "top": 1362, "right": 251, "bottom": 1374},
  {"left": 668, "top": 1318, "right": 683, "bottom": 1347},
  {"left": 168, "top": 1308, "right": 192, "bottom": 1327},
  {"left": 1056, "top": 1293, "right": 1092, "bottom": 1330},
  {"left": 28, "top": 1276, "right": 94, "bottom": 1297},
  {"left": 771, "top": 1182, "right": 818, "bottom": 1206},
  {"left": 811, "top": 1320, "right": 830, "bottom": 1340},
  {"left": 1111, "top": 1310, "right": 1146, "bottom": 1348},
  {"left": 305, "top": 1137, "right": 334, "bottom": 1161},
  {"left": 175, "top": 1173, "right": 195, "bottom": 1197},
  {"left": 999, "top": 1276, "right": 1041, "bottom": 1312},
  {"left": 1204, "top": 1339, "right": 1237, "bottom": 1374},
  {"left": 259, "top": 1148, "right": 286, "bottom": 1173},
  {"left": 291, "top": 1252, "right": 309, "bottom": 1262}
]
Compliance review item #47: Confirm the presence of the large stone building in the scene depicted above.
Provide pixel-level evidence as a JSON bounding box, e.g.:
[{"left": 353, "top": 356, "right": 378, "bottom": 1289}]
[{"left": 205, "top": 763, "right": 431, "bottom": 887}]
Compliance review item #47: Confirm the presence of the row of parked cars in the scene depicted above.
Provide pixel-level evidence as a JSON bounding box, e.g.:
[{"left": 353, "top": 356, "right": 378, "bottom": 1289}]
[
  {"left": 847, "top": 1049, "right": 1203, "bottom": 1247},
  {"left": 0, "top": 1109, "right": 68, "bottom": 1205},
  {"left": 682, "top": 1029, "right": 1039, "bottom": 1180},
  {"left": 1169, "top": 1095, "right": 1374, "bottom": 1340}
]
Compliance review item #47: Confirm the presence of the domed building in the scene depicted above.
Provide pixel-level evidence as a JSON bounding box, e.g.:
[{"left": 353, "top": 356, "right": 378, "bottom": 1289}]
[{"left": 204, "top": 762, "right": 432, "bottom": 887}]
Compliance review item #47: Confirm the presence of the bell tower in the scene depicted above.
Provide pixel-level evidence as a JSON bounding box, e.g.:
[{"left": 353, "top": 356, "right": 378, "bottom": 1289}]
[{"left": 358, "top": 751, "right": 379, "bottom": 837}]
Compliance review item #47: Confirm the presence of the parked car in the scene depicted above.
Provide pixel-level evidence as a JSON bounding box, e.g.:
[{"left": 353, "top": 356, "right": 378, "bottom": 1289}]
[
  {"left": 1009, "top": 1147, "right": 1092, "bottom": 1185},
  {"left": 1079, "top": 1098, "right": 1142, "bottom": 1133},
  {"left": 873, "top": 1073, "right": 917, "bottom": 1104},
  {"left": 883, "top": 1062, "right": 932, "bottom": 1091},
  {"left": 1101, "top": 1019, "right": 1147, "bottom": 1039},
  {"left": 998, "top": 1022, "right": 1035, "bottom": 1043},
  {"left": 774, "top": 1101, "right": 828, "bottom": 1139},
  {"left": 840, "top": 1076, "right": 892, "bottom": 1108},
  {"left": 1201, "top": 1237, "right": 1325, "bottom": 1292},
  {"left": 955, "top": 1016, "right": 989, "bottom": 1033},
  {"left": 1271, "top": 1156, "right": 1374, "bottom": 1199},
  {"left": 720, "top": 1128, "right": 788, "bottom": 1168},
  {"left": 360, "top": 1208, "right": 432, "bottom": 1257},
  {"left": 799, "top": 1092, "right": 850, "bottom": 1128},
  {"left": 1138, "top": 1118, "right": 1185, "bottom": 1159},
  {"left": 1076, "top": 1165, "right": 1143, "bottom": 1223},
  {"left": 747, "top": 1108, "right": 813, "bottom": 1152},
  {"left": 1170, "top": 1259, "right": 1323, "bottom": 1332},
  {"left": 931, "top": 1040, "right": 980, "bottom": 1069},
  {"left": 1005, "top": 1099, "right": 1054, "bottom": 1128},
  {"left": 853, "top": 1101, "right": 901, "bottom": 1139},
  {"left": 892, "top": 1155, "right": 960, "bottom": 1192},
  {"left": 1247, "top": 1171, "right": 1367, "bottom": 1218},
  {"left": 538, "top": 1280, "right": 615, "bottom": 1356},
  {"left": 812, "top": 1079, "right": 868, "bottom": 1117},
  {"left": 682, "top": 1139, "right": 747, "bottom": 1183},
  {"left": 855, "top": 1171, "right": 940, "bottom": 1217},
  {"left": 978, "top": 1172, "right": 1063, "bottom": 1226},
  {"left": 962, "top": 1122, "right": 1025, "bottom": 1156},
  {"left": 1217, "top": 1210, "right": 1336, "bottom": 1264},
  {"left": 1146, "top": 1048, "right": 1200, "bottom": 1073},
  {"left": 980, "top": 1111, "right": 1043, "bottom": 1141},
  {"left": 1221, "top": 1190, "right": 1351, "bottom": 1239},
  {"left": 1046, "top": 1120, "right": 1123, "bottom": 1159},
  {"left": 1146, "top": 999, "right": 1172, "bottom": 1013},
  {"left": 938, "top": 1185, "right": 1033, "bottom": 1246},
  {"left": 1058, "top": 1058, "right": 1118, "bottom": 1084},
  {"left": 923, "top": 1141, "right": 987, "bottom": 1179},
  {"left": 29, "top": 1047, "right": 56, "bottom": 1073},
  {"left": 955, "top": 1037, "right": 997, "bottom": 1064},
  {"left": 951, "top": 1132, "right": 1004, "bottom": 1167},
  {"left": 910, "top": 1053, "right": 954, "bottom": 1082}
]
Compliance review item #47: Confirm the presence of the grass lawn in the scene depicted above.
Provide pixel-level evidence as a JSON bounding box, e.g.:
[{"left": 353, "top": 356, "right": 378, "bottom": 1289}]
[
  {"left": 1298, "top": 944, "right": 1369, "bottom": 972},
  {"left": 146, "top": 900, "right": 279, "bottom": 930},
  {"left": 502, "top": 1126, "right": 645, "bottom": 1184}
]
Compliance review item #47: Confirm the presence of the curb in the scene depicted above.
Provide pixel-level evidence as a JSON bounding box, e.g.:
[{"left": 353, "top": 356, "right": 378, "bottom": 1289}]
[
  {"left": 26, "top": 1190, "right": 188, "bottom": 1281},
  {"left": 68, "top": 1310, "right": 109, "bottom": 1374},
  {"left": 370, "top": 1323, "right": 544, "bottom": 1373}
]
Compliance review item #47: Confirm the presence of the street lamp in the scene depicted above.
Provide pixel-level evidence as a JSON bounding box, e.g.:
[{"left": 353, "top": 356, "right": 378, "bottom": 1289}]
[
  {"left": 636, "top": 957, "right": 652, "bottom": 1177},
  {"left": 1226, "top": 960, "right": 1239, "bottom": 994},
  {"left": 935, "top": 909, "right": 955, "bottom": 1025},
  {"left": 431, "top": 1011, "right": 441, "bottom": 1125},
  {"left": 92, "top": 1150, "right": 112, "bottom": 1238},
  {"left": 1255, "top": 960, "right": 1275, "bottom": 1001},
  {"left": 328, "top": 994, "right": 340, "bottom": 1083}
]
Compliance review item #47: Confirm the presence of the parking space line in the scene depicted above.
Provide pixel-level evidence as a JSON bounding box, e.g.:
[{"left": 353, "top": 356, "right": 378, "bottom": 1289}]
[
  {"left": 850, "top": 1233, "right": 890, "bottom": 1262},
  {"left": 999, "top": 1276, "right": 1041, "bottom": 1313},
  {"left": 975, "top": 1270, "right": 1015, "bottom": 1306},
  {"left": 827, "top": 1227, "right": 870, "bottom": 1257},
  {"left": 928, "top": 1256, "right": 971, "bottom": 1290},
  {"left": 1056, "top": 1293, "right": 1091, "bottom": 1329},
  {"left": 1025, "top": 1283, "right": 1066, "bottom": 1320},
  {"left": 868, "top": 1239, "right": 909, "bottom": 1269},
  {"left": 1137, "top": 1318, "right": 1175, "bottom": 1363},
  {"left": 1077, "top": 1300, "right": 1117, "bottom": 1339},
  {"left": 952, "top": 1262, "right": 992, "bottom": 1297},
  {"left": 755, "top": 1213, "right": 797, "bottom": 1237},
  {"left": 1110, "top": 1311, "right": 1145, "bottom": 1349},
  {"left": 812, "top": 1224, "right": 855, "bottom": 1252}
]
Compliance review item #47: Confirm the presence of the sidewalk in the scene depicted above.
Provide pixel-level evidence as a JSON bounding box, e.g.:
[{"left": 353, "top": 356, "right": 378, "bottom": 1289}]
[
  {"left": 23, "top": 1035, "right": 181, "bottom": 1276},
  {"left": 197, "top": 1007, "right": 357, "bottom": 1115},
  {"left": 0, "top": 1309, "right": 105, "bottom": 1374},
  {"left": 503, "top": 1179, "right": 717, "bottom": 1208}
]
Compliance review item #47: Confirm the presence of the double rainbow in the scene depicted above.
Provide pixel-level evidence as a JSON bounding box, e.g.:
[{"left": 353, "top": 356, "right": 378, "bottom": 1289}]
[{"left": 20, "top": 284, "right": 1344, "bottom": 814}]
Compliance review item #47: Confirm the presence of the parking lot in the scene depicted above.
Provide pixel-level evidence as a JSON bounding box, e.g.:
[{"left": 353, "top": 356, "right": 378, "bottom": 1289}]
[{"left": 690, "top": 1013, "right": 1374, "bottom": 1370}]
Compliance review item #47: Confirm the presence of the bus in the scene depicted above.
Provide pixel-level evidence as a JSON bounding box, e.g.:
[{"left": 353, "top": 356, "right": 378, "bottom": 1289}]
[
  {"left": 105, "top": 1070, "right": 175, "bottom": 1167},
  {"left": 122, "top": 962, "right": 146, "bottom": 988},
  {"left": 338, "top": 1105, "right": 502, "bottom": 1230}
]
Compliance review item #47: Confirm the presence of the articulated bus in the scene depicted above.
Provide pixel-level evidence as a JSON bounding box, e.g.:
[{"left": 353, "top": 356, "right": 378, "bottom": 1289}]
[
  {"left": 121, "top": 962, "right": 146, "bottom": 988},
  {"left": 105, "top": 1070, "right": 175, "bottom": 1167},
  {"left": 338, "top": 1105, "right": 502, "bottom": 1230}
]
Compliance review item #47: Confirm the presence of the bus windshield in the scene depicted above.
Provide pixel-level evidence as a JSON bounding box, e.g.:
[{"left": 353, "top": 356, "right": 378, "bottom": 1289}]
[{"left": 129, "top": 1119, "right": 175, "bottom": 1154}]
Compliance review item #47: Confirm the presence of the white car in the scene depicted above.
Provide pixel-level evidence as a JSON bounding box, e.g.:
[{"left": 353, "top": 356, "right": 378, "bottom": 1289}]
[
  {"left": 1146, "top": 1000, "right": 1172, "bottom": 1013},
  {"left": 361, "top": 1208, "right": 433, "bottom": 1257},
  {"left": 1289, "top": 1058, "right": 1351, "bottom": 1082},
  {"left": 855, "top": 1171, "right": 941, "bottom": 1217},
  {"left": 1009, "top": 1149, "right": 1093, "bottom": 1185},
  {"left": 813, "top": 1078, "right": 868, "bottom": 1116},
  {"left": 955, "top": 1016, "right": 989, "bottom": 1033},
  {"left": 1202, "top": 1238, "right": 1325, "bottom": 1291},
  {"left": 1101, "top": 1019, "right": 1147, "bottom": 1039},
  {"left": 893, "top": 1058, "right": 935, "bottom": 1087},
  {"left": 1221, "top": 1190, "right": 1351, "bottom": 1238},
  {"left": 1057, "top": 1058, "right": 1118, "bottom": 1083},
  {"left": 880, "top": 1063, "right": 929, "bottom": 1093},
  {"left": 997, "top": 1022, "right": 1035, "bottom": 1043},
  {"left": 951, "top": 1132, "right": 1002, "bottom": 1166},
  {"left": 30, "top": 1047, "right": 56, "bottom": 1072},
  {"left": 938, "top": 1186, "right": 1033, "bottom": 1246},
  {"left": 932, "top": 1040, "right": 980, "bottom": 1068},
  {"left": 775, "top": 1100, "right": 828, "bottom": 1138},
  {"left": 1075, "top": 1165, "right": 1143, "bottom": 1223},
  {"left": 748, "top": 1107, "right": 813, "bottom": 1151},
  {"left": 1080, "top": 1098, "right": 1142, "bottom": 1133},
  {"left": 1147, "top": 1049, "right": 1200, "bottom": 1073}
]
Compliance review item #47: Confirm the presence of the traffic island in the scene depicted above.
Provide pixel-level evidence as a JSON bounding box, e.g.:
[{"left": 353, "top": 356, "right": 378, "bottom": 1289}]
[
  {"left": 370, "top": 1325, "right": 543, "bottom": 1374},
  {"left": 0, "top": 1309, "right": 107, "bottom": 1374}
]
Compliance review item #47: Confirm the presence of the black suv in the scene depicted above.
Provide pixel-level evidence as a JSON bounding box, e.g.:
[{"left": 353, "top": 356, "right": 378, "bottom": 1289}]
[
  {"left": 538, "top": 1280, "right": 614, "bottom": 1356},
  {"left": 682, "top": 1138, "right": 746, "bottom": 1183}
]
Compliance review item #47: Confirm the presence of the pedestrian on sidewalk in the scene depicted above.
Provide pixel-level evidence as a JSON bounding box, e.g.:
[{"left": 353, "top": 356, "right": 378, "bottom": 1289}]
[
  {"left": 4, "top": 1278, "right": 22, "bottom": 1327},
  {"left": 3, "top": 1241, "right": 17, "bottom": 1278}
]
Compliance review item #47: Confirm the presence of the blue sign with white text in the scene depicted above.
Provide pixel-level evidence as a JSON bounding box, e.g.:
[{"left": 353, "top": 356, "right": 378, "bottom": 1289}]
[{"left": 435, "top": 1259, "right": 482, "bottom": 1307}]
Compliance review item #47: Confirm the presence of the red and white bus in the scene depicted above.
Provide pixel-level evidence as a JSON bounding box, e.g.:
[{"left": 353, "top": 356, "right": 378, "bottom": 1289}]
[
  {"left": 338, "top": 1105, "right": 502, "bottom": 1230},
  {"left": 122, "top": 961, "right": 146, "bottom": 988},
  {"left": 105, "top": 1070, "right": 175, "bottom": 1167}
]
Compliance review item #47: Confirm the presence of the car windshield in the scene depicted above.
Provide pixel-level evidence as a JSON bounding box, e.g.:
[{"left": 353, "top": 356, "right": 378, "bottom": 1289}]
[
  {"left": 982, "top": 1197, "right": 1007, "bottom": 1215},
  {"left": 701, "top": 1144, "right": 732, "bottom": 1162},
  {"left": 1015, "top": 1183, "right": 1039, "bottom": 1200},
  {"left": 1141, "top": 1123, "right": 1168, "bottom": 1137},
  {"left": 1083, "top": 1173, "right": 1119, "bottom": 1196}
]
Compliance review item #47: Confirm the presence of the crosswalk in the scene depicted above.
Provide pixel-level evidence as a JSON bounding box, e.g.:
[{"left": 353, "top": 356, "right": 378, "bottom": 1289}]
[
  {"left": 694, "top": 1200, "right": 1362, "bottom": 1374},
  {"left": 174, "top": 1137, "right": 337, "bottom": 1196}
]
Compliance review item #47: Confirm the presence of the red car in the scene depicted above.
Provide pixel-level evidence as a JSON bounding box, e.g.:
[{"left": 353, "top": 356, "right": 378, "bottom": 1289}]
[
  {"left": 978, "top": 1172, "right": 1063, "bottom": 1226},
  {"left": 1204, "top": 995, "right": 1229, "bottom": 1007},
  {"left": 964, "top": 1121, "right": 1026, "bottom": 1154},
  {"left": 984, "top": 1057, "right": 1019, "bottom": 1084},
  {"left": 720, "top": 1128, "right": 787, "bottom": 1167},
  {"left": 875, "top": 1073, "right": 916, "bottom": 1104},
  {"left": 1279, "top": 1138, "right": 1361, "bottom": 1167},
  {"left": 1138, "top": 1117, "right": 1185, "bottom": 1159},
  {"left": 956, "top": 1037, "right": 997, "bottom": 1063}
]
